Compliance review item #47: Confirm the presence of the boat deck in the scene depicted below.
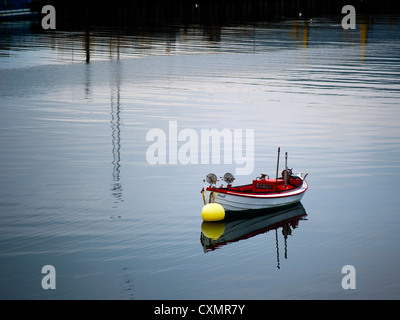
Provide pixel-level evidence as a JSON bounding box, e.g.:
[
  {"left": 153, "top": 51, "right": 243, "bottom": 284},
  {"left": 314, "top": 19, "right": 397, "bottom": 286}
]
[{"left": 211, "top": 176, "right": 303, "bottom": 194}]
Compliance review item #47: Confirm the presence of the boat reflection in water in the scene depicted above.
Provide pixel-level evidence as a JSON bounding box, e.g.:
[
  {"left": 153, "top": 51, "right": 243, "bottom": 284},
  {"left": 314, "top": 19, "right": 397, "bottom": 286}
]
[{"left": 200, "top": 203, "right": 308, "bottom": 268}]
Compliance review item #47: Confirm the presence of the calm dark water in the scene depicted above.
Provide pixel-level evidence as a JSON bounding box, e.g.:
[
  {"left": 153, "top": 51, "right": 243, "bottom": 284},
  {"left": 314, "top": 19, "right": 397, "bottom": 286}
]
[{"left": 1, "top": 15, "right": 400, "bottom": 299}]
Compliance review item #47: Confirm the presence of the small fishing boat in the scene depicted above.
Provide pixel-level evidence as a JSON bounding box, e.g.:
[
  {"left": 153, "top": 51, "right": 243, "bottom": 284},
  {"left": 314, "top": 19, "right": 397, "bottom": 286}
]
[{"left": 201, "top": 148, "right": 308, "bottom": 212}]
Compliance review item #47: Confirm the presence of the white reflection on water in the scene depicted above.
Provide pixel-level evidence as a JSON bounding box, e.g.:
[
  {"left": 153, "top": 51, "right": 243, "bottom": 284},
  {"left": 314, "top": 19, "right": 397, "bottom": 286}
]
[{"left": 1, "top": 15, "right": 400, "bottom": 299}]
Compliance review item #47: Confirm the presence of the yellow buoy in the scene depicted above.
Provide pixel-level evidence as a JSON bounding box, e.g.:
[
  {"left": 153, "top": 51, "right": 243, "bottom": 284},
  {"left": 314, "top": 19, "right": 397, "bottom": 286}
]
[
  {"left": 201, "top": 222, "right": 225, "bottom": 240},
  {"left": 201, "top": 203, "right": 225, "bottom": 222}
]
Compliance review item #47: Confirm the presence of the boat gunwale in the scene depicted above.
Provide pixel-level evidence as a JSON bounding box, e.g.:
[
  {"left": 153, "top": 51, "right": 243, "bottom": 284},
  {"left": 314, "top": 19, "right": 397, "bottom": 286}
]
[{"left": 205, "top": 177, "right": 308, "bottom": 199}]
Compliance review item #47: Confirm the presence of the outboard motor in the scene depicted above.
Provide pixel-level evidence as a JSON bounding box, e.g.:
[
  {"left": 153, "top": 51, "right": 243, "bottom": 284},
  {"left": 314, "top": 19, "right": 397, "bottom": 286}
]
[
  {"left": 282, "top": 152, "right": 293, "bottom": 187},
  {"left": 282, "top": 168, "right": 293, "bottom": 187}
]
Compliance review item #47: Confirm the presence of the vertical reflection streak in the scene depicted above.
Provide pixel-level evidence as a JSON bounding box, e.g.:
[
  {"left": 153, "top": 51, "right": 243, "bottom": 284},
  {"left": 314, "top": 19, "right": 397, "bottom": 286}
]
[{"left": 110, "top": 61, "right": 123, "bottom": 207}]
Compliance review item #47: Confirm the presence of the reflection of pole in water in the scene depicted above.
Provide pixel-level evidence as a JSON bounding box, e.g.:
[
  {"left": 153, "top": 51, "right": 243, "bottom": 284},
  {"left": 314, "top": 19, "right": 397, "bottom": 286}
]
[
  {"left": 275, "top": 224, "right": 293, "bottom": 269},
  {"left": 282, "top": 223, "right": 292, "bottom": 259},
  {"left": 110, "top": 63, "right": 123, "bottom": 207},
  {"left": 85, "top": 28, "right": 90, "bottom": 64},
  {"left": 84, "top": 63, "right": 91, "bottom": 99},
  {"left": 302, "top": 21, "right": 309, "bottom": 49},
  {"left": 118, "top": 267, "right": 135, "bottom": 299},
  {"left": 275, "top": 229, "right": 280, "bottom": 269},
  {"left": 291, "top": 21, "right": 308, "bottom": 63},
  {"left": 359, "top": 16, "right": 369, "bottom": 62},
  {"left": 111, "top": 91, "right": 121, "bottom": 180}
]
